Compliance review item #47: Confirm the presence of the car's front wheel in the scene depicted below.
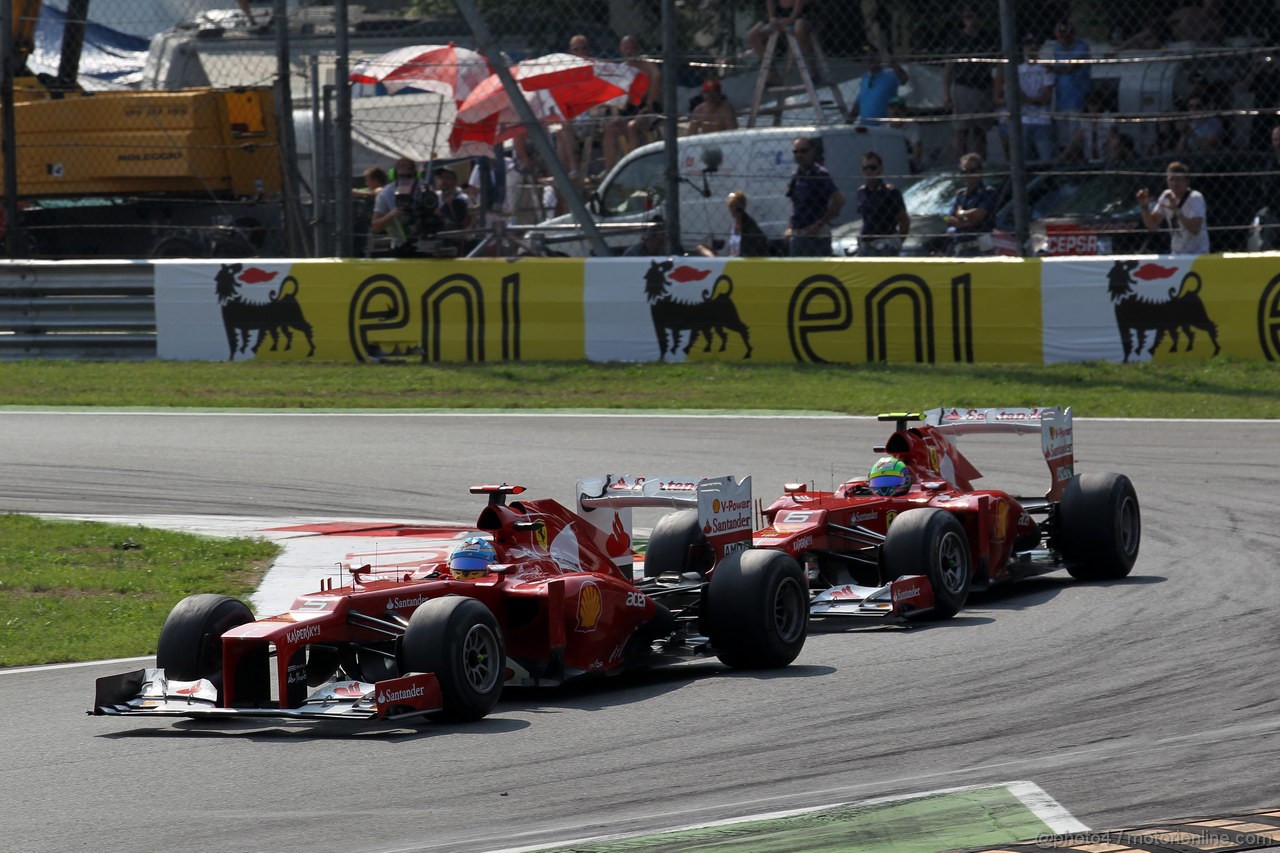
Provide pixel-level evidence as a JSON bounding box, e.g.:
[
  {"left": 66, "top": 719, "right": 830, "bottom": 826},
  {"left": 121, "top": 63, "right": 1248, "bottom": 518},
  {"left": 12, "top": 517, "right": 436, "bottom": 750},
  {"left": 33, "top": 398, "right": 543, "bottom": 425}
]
[
  {"left": 155, "top": 593, "right": 255, "bottom": 695},
  {"left": 881, "top": 508, "right": 972, "bottom": 619},
  {"left": 401, "top": 597, "right": 505, "bottom": 722}
]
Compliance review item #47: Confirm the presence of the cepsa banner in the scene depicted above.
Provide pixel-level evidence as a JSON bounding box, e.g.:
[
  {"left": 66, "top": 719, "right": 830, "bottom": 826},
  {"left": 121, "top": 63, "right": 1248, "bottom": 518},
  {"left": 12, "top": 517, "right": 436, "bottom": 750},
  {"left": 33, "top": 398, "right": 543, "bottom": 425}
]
[
  {"left": 1041, "top": 255, "right": 1280, "bottom": 363},
  {"left": 154, "top": 259, "right": 586, "bottom": 362},
  {"left": 584, "top": 256, "right": 1043, "bottom": 364}
]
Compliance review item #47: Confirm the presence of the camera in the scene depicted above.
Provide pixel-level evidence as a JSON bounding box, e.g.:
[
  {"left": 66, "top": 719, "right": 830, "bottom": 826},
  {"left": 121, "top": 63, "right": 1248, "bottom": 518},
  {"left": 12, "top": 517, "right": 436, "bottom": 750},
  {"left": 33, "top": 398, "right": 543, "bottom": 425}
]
[{"left": 395, "top": 188, "right": 442, "bottom": 238}]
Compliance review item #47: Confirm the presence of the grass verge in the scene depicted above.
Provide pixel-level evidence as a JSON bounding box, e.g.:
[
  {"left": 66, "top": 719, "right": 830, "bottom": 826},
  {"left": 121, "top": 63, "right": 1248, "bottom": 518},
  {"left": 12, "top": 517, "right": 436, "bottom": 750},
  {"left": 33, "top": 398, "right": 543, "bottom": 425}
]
[
  {"left": 1, "top": 358, "right": 1278, "bottom": 417},
  {"left": 0, "top": 515, "right": 279, "bottom": 667}
]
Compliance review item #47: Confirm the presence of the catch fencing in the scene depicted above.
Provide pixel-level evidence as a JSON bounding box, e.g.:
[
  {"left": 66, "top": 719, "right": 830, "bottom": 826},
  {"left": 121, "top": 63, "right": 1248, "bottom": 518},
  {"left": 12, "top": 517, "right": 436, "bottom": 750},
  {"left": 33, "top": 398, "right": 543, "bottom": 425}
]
[{"left": 4, "top": 1, "right": 1280, "bottom": 259}]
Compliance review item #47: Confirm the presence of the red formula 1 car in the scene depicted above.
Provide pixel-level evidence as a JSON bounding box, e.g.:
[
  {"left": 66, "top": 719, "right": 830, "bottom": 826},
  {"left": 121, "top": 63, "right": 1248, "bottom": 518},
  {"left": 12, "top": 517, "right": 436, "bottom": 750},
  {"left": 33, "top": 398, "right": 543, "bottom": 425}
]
[
  {"left": 743, "top": 406, "right": 1140, "bottom": 623},
  {"left": 92, "top": 475, "right": 807, "bottom": 725}
]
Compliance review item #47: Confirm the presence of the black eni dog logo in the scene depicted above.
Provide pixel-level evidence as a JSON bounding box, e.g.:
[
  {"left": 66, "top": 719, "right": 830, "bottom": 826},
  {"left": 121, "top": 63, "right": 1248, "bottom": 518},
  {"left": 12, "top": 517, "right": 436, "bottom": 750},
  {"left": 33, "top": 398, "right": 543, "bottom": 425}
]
[
  {"left": 642, "top": 260, "right": 752, "bottom": 361},
  {"left": 1106, "top": 260, "right": 1220, "bottom": 363},
  {"left": 214, "top": 263, "right": 316, "bottom": 360}
]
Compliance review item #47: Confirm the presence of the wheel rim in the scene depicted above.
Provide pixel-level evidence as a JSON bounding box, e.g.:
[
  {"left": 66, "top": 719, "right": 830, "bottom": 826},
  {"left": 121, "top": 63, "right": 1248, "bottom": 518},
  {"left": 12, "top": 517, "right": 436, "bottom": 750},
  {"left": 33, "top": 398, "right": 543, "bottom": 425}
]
[
  {"left": 771, "top": 577, "right": 807, "bottom": 643},
  {"left": 1118, "top": 495, "right": 1140, "bottom": 556},
  {"left": 461, "top": 623, "right": 501, "bottom": 693},
  {"left": 937, "top": 531, "right": 969, "bottom": 594}
]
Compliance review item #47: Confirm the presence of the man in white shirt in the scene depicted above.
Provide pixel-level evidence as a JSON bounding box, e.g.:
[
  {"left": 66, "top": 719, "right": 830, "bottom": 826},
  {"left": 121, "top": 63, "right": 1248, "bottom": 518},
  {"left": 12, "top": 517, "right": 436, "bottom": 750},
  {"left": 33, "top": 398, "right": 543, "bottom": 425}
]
[{"left": 1136, "top": 161, "right": 1209, "bottom": 255}]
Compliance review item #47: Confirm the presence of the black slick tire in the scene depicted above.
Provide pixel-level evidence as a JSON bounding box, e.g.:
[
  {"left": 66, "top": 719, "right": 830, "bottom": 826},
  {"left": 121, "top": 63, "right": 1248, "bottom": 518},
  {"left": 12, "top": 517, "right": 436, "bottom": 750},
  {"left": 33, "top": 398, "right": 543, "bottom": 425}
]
[
  {"left": 401, "top": 596, "right": 505, "bottom": 722},
  {"left": 706, "top": 549, "right": 807, "bottom": 668}
]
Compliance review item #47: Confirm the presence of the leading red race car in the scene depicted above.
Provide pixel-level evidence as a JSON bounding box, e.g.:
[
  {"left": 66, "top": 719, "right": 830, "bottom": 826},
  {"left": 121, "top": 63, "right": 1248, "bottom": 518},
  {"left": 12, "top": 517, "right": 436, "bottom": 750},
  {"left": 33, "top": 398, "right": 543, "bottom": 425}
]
[
  {"left": 92, "top": 475, "right": 807, "bottom": 725},
  {"left": 759, "top": 406, "right": 1140, "bottom": 622},
  {"left": 637, "top": 407, "right": 1139, "bottom": 624}
]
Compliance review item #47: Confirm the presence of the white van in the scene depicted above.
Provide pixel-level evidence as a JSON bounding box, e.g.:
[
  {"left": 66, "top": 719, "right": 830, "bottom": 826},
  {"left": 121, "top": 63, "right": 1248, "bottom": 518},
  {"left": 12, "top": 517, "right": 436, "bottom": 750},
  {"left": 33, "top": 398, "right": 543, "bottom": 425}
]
[{"left": 526, "top": 124, "right": 912, "bottom": 256}]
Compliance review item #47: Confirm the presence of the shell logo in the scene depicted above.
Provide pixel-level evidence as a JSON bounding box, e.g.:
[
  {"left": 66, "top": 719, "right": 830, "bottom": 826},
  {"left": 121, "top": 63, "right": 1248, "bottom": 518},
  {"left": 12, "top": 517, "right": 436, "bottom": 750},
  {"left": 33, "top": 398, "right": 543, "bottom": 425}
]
[
  {"left": 712, "top": 498, "right": 721, "bottom": 513},
  {"left": 576, "top": 581, "right": 603, "bottom": 632}
]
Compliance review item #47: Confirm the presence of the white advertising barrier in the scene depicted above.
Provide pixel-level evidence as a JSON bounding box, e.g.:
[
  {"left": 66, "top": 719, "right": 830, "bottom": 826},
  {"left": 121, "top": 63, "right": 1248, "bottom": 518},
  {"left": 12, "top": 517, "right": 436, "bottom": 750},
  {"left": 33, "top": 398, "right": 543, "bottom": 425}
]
[{"left": 1041, "top": 255, "right": 1206, "bottom": 364}]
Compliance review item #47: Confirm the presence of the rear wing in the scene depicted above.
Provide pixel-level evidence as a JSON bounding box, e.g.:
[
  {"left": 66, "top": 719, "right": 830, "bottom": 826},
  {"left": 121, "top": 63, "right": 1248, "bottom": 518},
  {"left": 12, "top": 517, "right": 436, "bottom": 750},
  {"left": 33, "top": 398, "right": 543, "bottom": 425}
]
[
  {"left": 576, "top": 475, "right": 753, "bottom": 573},
  {"left": 924, "top": 407, "right": 1074, "bottom": 500}
]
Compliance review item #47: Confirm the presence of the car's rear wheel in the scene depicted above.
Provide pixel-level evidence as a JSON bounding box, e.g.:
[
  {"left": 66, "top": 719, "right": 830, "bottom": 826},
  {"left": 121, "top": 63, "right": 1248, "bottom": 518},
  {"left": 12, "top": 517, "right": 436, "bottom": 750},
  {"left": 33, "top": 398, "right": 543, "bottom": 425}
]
[
  {"left": 881, "top": 508, "right": 971, "bottom": 619},
  {"left": 155, "top": 594, "right": 255, "bottom": 694},
  {"left": 643, "top": 509, "right": 711, "bottom": 578},
  {"left": 706, "top": 549, "right": 807, "bottom": 668},
  {"left": 1060, "top": 473, "right": 1141, "bottom": 580},
  {"left": 401, "top": 597, "right": 505, "bottom": 722}
]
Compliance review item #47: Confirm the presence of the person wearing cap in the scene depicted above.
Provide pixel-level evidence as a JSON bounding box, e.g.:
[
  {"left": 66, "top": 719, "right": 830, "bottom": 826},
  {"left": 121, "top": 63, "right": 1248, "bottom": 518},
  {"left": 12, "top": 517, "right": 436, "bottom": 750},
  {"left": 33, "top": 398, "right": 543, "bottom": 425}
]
[
  {"left": 943, "top": 152, "right": 998, "bottom": 256},
  {"left": 1051, "top": 21, "right": 1092, "bottom": 153},
  {"left": 689, "top": 79, "right": 738, "bottom": 135},
  {"left": 848, "top": 44, "right": 908, "bottom": 125},
  {"left": 1017, "top": 34, "right": 1056, "bottom": 163},
  {"left": 371, "top": 156, "right": 421, "bottom": 255}
]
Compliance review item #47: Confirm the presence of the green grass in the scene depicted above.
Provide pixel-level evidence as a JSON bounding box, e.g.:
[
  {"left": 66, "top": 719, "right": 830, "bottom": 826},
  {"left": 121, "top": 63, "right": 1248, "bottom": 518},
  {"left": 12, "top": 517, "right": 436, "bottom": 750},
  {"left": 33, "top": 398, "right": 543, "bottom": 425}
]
[
  {"left": 2, "top": 358, "right": 1279, "bottom": 417},
  {"left": 0, "top": 515, "right": 279, "bottom": 666},
  {"left": 3, "top": 357, "right": 1276, "bottom": 666}
]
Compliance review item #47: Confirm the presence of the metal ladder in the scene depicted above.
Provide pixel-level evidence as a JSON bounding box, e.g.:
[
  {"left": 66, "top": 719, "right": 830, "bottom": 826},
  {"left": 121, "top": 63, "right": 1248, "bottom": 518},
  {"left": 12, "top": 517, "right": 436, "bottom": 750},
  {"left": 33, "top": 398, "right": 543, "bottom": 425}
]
[{"left": 747, "top": 29, "right": 847, "bottom": 127}]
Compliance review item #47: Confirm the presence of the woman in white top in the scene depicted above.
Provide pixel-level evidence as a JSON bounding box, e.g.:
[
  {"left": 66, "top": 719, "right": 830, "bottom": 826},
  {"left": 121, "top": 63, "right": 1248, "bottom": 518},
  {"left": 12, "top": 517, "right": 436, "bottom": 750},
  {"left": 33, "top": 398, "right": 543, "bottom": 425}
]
[{"left": 1136, "top": 161, "right": 1209, "bottom": 255}]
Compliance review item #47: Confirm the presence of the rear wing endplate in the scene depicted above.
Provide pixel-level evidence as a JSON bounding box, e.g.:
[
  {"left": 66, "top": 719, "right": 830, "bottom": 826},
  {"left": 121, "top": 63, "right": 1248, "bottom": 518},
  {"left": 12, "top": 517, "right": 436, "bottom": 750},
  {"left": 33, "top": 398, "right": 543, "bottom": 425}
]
[
  {"left": 576, "top": 475, "right": 753, "bottom": 572},
  {"left": 923, "top": 407, "right": 1074, "bottom": 499}
]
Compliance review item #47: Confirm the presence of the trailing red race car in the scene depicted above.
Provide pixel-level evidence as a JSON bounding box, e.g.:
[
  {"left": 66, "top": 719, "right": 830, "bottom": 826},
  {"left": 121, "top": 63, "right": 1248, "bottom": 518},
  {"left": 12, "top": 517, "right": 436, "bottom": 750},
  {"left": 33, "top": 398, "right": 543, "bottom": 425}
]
[
  {"left": 92, "top": 475, "right": 807, "bottom": 725},
  {"left": 640, "top": 407, "right": 1139, "bottom": 624}
]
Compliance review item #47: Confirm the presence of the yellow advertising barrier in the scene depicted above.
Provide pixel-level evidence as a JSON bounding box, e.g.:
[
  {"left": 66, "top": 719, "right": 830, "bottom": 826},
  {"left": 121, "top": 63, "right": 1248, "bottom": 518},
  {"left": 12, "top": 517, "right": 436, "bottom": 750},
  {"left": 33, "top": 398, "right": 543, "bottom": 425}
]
[
  {"left": 583, "top": 257, "right": 1042, "bottom": 364},
  {"left": 153, "top": 255, "right": 1277, "bottom": 364},
  {"left": 155, "top": 259, "right": 586, "bottom": 362}
]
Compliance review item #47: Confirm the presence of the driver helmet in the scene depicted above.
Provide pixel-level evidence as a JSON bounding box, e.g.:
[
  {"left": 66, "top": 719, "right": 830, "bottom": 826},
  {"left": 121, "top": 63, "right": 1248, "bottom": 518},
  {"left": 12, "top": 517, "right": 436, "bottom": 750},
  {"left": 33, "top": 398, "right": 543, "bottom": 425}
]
[
  {"left": 448, "top": 536, "right": 496, "bottom": 579},
  {"left": 868, "top": 456, "right": 913, "bottom": 496}
]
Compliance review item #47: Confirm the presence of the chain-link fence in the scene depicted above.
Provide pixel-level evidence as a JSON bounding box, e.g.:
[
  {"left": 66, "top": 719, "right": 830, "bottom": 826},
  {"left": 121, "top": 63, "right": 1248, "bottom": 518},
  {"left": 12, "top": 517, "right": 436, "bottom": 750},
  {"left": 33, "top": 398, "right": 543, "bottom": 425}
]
[{"left": 4, "top": 0, "right": 1280, "bottom": 259}]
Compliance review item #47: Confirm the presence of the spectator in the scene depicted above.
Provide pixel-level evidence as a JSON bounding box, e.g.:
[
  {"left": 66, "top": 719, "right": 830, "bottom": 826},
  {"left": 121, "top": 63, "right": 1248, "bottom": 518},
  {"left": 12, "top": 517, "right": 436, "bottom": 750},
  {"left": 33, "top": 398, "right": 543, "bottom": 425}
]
[
  {"left": 696, "top": 191, "right": 769, "bottom": 257},
  {"left": 688, "top": 79, "right": 738, "bottom": 135},
  {"left": 1176, "top": 96, "right": 1223, "bottom": 152},
  {"left": 624, "top": 222, "right": 667, "bottom": 256},
  {"left": 849, "top": 46, "right": 908, "bottom": 125},
  {"left": 885, "top": 97, "right": 925, "bottom": 173},
  {"left": 855, "top": 150, "right": 909, "bottom": 256},
  {"left": 1169, "top": 0, "right": 1225, "bottom": 46},
  {"left": 1018, "top": 34, "right": 1056, "bottom": 163},
  {"left": 357, "top": 166, "right": 389, "bottom": 257},
  {"left": 1051, "top": 21, "right": 1092, "bottom": 153},
  {"left": 602, "top": 35, "right": 662, "bottom": 175},
  {"left": 371, "top": 156, "right": 419, "bottom": 256},
  {"left": 943, "top": 152, "right": 999, "bottom": 256},
  {"left": 1242, "top": 51, "right": 1280, "bottom": 152},
  {"left": 1254, "top": 125, "right": 1280, "bottom": 249},
  {"left": 433, "top": 166, "right": 472, "bottom": 232},
  {"left": 1060, "top": 90, "right": 1112, "bottom": 164},
  {"left": 1105, "top": 127, "right": 1139, "bottom": 168},
  {"left": 747, "top": 0, "right": 817, "bottom": 71},
  {"left": 942, "top": 6, "right": 998, "bottom": 161},
  {"left": 785, "top": 135, "right": 844, "bottom": 256},
  {"left": 1136, "top": 161, "right": 1209, "bottom": 254}
]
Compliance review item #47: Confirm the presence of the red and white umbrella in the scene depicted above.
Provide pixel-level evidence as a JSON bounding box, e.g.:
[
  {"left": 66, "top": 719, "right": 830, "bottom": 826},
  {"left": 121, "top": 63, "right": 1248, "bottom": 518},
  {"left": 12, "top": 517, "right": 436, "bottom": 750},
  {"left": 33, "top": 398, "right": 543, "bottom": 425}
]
[
  {"left": 449, "top": 53, "right": 649, "bottom": 151},
  {"left": 348, "top": 43, "right": 490, "bottom": 103}
]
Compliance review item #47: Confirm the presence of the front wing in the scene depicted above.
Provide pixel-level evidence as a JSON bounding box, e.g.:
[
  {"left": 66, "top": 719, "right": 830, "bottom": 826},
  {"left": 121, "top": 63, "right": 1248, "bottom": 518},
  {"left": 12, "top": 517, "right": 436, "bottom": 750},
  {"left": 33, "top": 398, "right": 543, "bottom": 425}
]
[
  {"left": 91, "top": 668, "right": 443, "bottom": 723},
  {"left": 808, "top": 575, "right": 935, "bottom": 623}
]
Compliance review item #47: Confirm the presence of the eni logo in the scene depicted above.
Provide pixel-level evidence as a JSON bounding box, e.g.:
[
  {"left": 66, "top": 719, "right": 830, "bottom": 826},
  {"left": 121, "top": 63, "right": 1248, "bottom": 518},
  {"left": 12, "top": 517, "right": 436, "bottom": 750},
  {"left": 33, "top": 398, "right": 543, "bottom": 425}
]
[
  {"left": 533, "top": 520, "right": 548, "bottom": 552},
  {"left": 576, "top": 581, "right": 603, "bottom": 632}
]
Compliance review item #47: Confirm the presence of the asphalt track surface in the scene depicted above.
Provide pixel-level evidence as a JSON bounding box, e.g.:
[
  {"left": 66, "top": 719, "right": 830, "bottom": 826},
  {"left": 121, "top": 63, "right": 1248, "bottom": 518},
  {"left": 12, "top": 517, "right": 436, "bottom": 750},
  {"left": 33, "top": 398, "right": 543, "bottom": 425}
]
[{"left": 1, "top": 411, "right": 1278, "bottom": 853}]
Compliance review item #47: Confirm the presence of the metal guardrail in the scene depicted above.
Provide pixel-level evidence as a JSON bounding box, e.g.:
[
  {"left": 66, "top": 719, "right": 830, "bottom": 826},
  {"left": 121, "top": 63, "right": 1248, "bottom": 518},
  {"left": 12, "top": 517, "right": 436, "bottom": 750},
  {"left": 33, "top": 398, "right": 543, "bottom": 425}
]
[{"left": 0, "top": 262, "right": 157, "bottom": 360}]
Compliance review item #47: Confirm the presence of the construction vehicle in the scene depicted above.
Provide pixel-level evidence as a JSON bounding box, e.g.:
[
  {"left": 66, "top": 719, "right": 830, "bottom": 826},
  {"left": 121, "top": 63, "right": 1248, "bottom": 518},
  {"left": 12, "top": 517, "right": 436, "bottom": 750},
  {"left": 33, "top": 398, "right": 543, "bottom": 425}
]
[{"left": 2, "top": 0, "right": 291, "bottom": 259}]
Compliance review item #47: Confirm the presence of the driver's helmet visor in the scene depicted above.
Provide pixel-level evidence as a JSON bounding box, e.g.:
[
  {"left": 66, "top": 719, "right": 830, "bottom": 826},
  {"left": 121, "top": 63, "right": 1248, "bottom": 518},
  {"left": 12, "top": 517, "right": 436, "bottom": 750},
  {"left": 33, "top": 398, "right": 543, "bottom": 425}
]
[{"left": 869, "top": 472, "right": 910, "bottom": 496}]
